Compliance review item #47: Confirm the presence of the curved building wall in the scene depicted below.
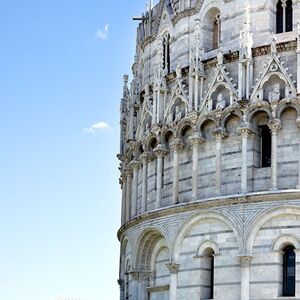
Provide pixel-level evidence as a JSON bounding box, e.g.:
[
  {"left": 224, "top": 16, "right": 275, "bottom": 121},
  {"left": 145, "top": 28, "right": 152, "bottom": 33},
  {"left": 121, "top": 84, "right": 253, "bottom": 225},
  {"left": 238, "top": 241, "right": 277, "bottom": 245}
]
[{"left": 117, "top": 0, "right": 300, "bottom": 299}]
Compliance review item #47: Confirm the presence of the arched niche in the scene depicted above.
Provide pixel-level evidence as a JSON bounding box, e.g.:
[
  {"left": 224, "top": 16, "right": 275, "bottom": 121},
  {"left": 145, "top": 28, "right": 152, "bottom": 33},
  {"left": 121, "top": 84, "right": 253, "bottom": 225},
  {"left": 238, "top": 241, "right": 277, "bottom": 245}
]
[
  {"left": 202, "top": 7, "right": 221, "bottom": 52},
  {"left": 166, "top": 97, "right": 187, "bottom": 123}
]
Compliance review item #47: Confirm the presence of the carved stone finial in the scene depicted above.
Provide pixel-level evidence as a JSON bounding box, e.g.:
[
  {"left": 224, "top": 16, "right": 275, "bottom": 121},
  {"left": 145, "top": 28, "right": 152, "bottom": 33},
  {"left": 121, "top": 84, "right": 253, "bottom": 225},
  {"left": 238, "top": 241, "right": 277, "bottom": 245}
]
[
  {"left": 271, "top": 33, "right": 277, "bottom": 54},
  {"left": 217, "top": 48, "right": 224, "bottom": 65}
]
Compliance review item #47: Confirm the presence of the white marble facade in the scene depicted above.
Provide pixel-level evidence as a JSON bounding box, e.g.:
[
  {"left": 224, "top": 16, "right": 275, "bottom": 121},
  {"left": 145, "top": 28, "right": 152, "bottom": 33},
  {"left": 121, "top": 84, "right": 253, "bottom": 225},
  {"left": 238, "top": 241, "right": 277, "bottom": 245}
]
[{"left": 118, "top": 0, "right": 300, "bottom": 299}]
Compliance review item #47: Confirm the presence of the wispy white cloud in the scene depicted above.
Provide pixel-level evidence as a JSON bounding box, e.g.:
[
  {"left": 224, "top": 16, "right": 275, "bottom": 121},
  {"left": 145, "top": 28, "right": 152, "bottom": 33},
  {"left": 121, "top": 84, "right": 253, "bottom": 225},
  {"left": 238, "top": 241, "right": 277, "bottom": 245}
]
[
  {"left": 96, "top": 24, "right": 109, "bottom": 40},
  {"left": 84, "top": 121, "right": 111, "bottom": 134}
]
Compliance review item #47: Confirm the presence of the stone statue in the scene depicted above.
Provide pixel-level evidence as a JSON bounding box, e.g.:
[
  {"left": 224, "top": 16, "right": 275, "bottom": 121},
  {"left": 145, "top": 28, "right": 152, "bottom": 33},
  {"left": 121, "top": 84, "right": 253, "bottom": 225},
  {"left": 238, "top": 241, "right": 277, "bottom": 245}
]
[
  {"left": 217, "top": 48, "right": 224, "bottom": 65},
  {"left": 216, "top": 93, "right": 226, "bottom": 110},
  {"left": 176, "top": 62, "right": 182, "bottom": 79},
  {"left": 268, "top": 83, "right": 281, "bottom": 102},
  {"left": 174, "top": 106, "right": 182, "bottom": 122},
  {"left": 271, "top": 33, "right": 277, "bottom": 54}
]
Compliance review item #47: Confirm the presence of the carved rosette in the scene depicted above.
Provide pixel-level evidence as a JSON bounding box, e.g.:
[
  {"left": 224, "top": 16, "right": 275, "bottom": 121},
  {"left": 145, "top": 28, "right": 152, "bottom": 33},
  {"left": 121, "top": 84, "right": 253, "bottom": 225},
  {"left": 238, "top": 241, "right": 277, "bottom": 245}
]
[{"left": 165, "top": 262, "right": 180, "bottom": 274}]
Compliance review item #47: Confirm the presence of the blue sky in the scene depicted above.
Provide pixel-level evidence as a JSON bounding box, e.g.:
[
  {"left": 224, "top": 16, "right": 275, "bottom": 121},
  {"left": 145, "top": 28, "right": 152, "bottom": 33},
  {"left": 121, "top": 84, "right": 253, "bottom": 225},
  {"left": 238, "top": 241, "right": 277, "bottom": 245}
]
[{"left": 0, "top": 1, "right": 146, "bottom": 299}]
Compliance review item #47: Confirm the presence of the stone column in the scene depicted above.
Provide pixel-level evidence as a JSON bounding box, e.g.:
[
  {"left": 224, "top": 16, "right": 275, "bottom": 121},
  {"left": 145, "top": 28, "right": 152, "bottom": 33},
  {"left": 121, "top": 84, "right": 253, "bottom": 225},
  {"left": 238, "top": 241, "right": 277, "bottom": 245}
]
[
  {"left": 189, "top": 133, "right": 204, "bottom": 201},
  {"left": 166, "top": 263, "right": 179, "bottom": 300},
  {"left": 194, "top": 74, "right": 199, "bottom": 111},
  {"left": 239, "top": 127, "right": 252, "bottom": 194},
  {"left": 214, "top": 129, "right": 225, "bottom": 196},
  {"left": 125, "top": 168, "right": 132, "bottom": 221},
  {"left": 121, "top": 175, "right": 127, "bottom": 224},
  {"left": 154, "top": 144, "right": 168, "bottom": 209},
  {"left": 238, "top": 60, "right": 243, "bottom": 99},
  {"left": 130, "top": 160, "right": 140, "bottom": 217},
  {"left": 238, "top": 255, "right": 252, "bottom": 300},
  {"left": 268, "top": 119, "right": 282, "bottom": 190},
  {"left": 297, "top": 21, "right": 300, "bottom": 94},
  {"left": 140, "top": 153, "right": 150, "bottom": 213},
  {"left": 171, "top": 139, "right": 184, "bottom": 205},
  {"left": 189, "top": 75, "right": 194, "bottom": 111}
]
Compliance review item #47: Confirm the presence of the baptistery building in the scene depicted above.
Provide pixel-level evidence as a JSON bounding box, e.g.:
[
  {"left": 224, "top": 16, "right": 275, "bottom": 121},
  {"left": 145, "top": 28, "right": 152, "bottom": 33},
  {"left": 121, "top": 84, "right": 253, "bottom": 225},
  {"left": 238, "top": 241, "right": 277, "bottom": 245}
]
[{"left": 117, "top": 1, "right": 300, "bottom": 299}]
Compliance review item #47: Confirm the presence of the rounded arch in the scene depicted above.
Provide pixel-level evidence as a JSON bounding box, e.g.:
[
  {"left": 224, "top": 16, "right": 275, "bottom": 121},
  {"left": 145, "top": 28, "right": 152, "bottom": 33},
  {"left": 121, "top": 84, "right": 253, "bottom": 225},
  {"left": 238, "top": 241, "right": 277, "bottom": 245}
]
[
  {"left": 134, "top": 227, "right": 170, "bottom": 271},
  {"left": 172, "top": 210, "right": 243, "bottom": 261},
  {"left": 221, "top": 109, "right": 243, "bottom": 129},
  {"left": 144, "top": 133, "right": 159, "bottom": 152},
  {"left": 272, "top": 234, "right": 300, "bottom": 251},
  {"left": 161, "top": 127, "right": 175, "bottom": 145},
  {"left": 175, "top": 119, "right": 194, "bottom": 138},
  {"left": 200, "top": 5, "right": 222, "bottom": 51},
  {"left": 247, "top": 104, "right": 272, "bottom": 123},
  {"left": 196, "top": 114, "right": 218, "bottom": 132},
  {"left": 246, "top": 205, "right": 300, "bottom": 253},
  {"left": 196, "top": 240, "right": 220, "bottom": 257},
  {"left": 277, "top": 100, "right": 300, "bottom": 119}
]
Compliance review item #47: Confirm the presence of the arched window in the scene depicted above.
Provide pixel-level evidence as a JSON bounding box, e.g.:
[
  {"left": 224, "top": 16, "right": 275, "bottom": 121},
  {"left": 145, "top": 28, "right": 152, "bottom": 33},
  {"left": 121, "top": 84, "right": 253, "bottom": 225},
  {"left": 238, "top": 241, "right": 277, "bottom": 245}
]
[
  {"left": 276, "top": 0, "right": 293, "bottom": 34},
  {"left": 163, "top": 34, "right": 171, "bottom": 73},
  {"left": 212, "top": 15, "right": 221, "bottom": 50},
  {"left": 202, "top": 248, "right": 215, "bottom": 299},
  {"left": 283, "top": 245, "right": 296, "bottom": 297}
]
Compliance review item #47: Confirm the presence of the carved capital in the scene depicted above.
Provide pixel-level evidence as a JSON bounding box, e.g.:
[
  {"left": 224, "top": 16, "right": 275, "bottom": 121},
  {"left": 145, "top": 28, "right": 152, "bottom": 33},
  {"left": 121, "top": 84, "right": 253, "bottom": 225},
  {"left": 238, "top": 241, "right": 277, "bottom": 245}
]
[
  {"left": 170, "top": 139, "right": 184, "bottom": 151},
  {"left": 238, "top": 124, "right": 253, "bottom": 137},
  {"left": 165, "top": 262, "right": 180, "bottom": 274},
  {"left": 153, "top": 144, "right": 169, "bottom": 157},
  {"left": 213, "top": 127, "right": 226, "bottom": 140},
  {"left": 140, "top": 152, "right": 154, "bottom": 163},
  {"left": 130, "top": 159, "right": 141, "bottom": 170},
  {"left": 238, "top": 255, "right": 253, "bottom": 267},
  {"left": 268, "top": 118, "right": 282, "bottom": 135},
  {"left": 188, "top": 133, "right": 204, "bottom": 147}
]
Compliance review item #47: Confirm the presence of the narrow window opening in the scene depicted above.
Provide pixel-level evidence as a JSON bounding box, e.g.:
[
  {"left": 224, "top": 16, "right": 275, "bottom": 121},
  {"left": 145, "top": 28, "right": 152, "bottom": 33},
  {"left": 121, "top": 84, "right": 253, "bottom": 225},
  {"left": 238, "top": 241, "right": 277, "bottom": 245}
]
[
  {"left": 283, "top": 245, "right": 296, "bottom": 297},
  {"left": 210, "top": 254, "right": 214, "bottom": 299},
  {"left": 202, "top": 248, "right": 215, "bottom": 299},
  {"left": 286, "top": 0, "right": 293, "bottom": 32},
  {"left": 212, "top": 15, "right": 220, "bottom": 50},
  {"left": 163, "top": 34, "right": 171, "bottom": 74},
  {"left": 276, "top": 0, "right": 283, "bottom": 33},
  {"left": 260, "top": 125, "right": 271, "bottom": 168}
]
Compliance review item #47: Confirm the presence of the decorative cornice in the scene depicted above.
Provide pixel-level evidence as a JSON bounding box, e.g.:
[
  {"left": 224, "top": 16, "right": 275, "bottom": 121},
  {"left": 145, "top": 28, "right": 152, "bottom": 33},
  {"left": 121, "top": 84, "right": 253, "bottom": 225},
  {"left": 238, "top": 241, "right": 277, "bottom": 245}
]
[{"left": 117, "top": 189, "right": 300, "bottom": 240}]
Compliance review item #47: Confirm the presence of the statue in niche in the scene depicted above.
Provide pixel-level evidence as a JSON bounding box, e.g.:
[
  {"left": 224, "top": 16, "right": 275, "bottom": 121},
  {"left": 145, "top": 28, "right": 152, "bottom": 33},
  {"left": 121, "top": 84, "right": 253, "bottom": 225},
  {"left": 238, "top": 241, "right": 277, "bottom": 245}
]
[
  {"left": 216, "top": 93, "right": 226, "bottom": 110},
  {"left": 167, "top": 109, "right": 173, "bottom": 123},
  {"left": 174, "top": 105, "right": 183, "bottom": 122},
  {"left": 145, "top": 121, "right": 151, "bottom": 135},
  {"left": 268, "top": 83, "right": 281, "bottom": 102}
]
